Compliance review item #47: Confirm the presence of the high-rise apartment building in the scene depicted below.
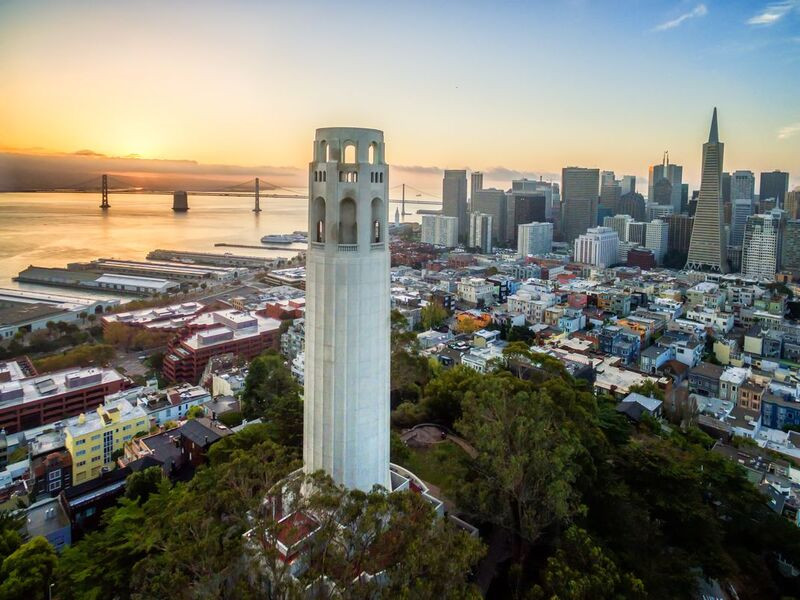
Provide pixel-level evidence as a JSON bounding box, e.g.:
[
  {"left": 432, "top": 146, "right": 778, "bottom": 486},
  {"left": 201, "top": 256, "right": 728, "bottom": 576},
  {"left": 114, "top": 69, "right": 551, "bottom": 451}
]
[
  {"left": 517, "top": 222, "right": 553, "bottom": 258},
  {"left": 741, "top": 213, "right": 780, "bottom": 281},
  {"left": 645, "top": 219, "right": 669, "bottom": 265},
  {"left": 468, "top": 212, "right": 493, "bottom": 254},
  {"left": 442, "top": 169, "right": 468, "bottom": 243},
  {"left": 562, "top": 167, "right": 599, "bottom": 243},
  {"left": 573, "top": 226, "right": 619, "bottom": 268},
  {"left": 731, "top": 170, "right": 755, "bottom": 204},
  {"left": 687, "top": 108, "right": 728, "bottom": 273},
  {"left": 471, "top": 188, "right": 507, "bottom": 246},
  {"left": 421, "top": 214, "right": 459, "bottom": 247},
  {"left": 603, "top": 214, "right": 634, "bottom": 242},
  {"left": 760, "top": 171, "right": 790, "bottom": 207},
  {"left": 648, "top": 153, "right": 683, "bottom": 211},
  {"left": 470, "top": 171, "right": 484, "bottom": 200},
  {"left": 304, "top": 127, "right": 391, "bottom": 491},
  {"left": 618, "top": 192, "right": 647, "bottom": 222}
]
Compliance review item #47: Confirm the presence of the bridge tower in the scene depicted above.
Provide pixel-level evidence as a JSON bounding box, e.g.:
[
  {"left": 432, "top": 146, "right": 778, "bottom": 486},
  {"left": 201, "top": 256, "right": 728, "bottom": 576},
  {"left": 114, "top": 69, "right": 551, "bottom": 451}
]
[
  {"left": 172, "top": 191, "right": 189, "bottom": 212},
  {"left": 253, "top": 177, "right": 261, "bottom": 213},
  {"left": 100, "top": 174, "right": 110, "bottom": 209}
]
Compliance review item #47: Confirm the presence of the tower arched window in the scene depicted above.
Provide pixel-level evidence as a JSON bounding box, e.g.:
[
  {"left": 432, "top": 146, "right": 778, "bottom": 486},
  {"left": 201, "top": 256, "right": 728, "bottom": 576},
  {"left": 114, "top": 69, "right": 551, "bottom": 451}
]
[
  {"left": 342, "top": 142, "right": 356, "bottom": 164},
  {"left": 371, "top": 197, "right": 384, "bottom": 243},
  {"left": 339, "top": 198, "right": 357, "bottom": 244},
  {"left": 368, "top": 142, "right": 377, "bottom": 165},
  {"left": 312, "top": 196, "right": 326, "bottom": 243},
  {"left": 319, "top": 140, "right": 329, "bottom": 162}
]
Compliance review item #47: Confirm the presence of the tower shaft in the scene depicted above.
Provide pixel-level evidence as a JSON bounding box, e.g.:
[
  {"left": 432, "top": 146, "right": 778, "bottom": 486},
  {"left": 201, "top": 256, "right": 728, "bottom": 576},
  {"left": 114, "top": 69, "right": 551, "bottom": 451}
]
[{"left": 303, "top": 128, "right": 390, "bottom": 491}]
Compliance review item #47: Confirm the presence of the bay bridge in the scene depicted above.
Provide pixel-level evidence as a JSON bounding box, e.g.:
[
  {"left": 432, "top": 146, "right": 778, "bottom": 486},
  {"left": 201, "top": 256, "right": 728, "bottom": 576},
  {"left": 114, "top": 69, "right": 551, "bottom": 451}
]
[{"left": 44, "top": 174, "right": 441, "bottom": 215}]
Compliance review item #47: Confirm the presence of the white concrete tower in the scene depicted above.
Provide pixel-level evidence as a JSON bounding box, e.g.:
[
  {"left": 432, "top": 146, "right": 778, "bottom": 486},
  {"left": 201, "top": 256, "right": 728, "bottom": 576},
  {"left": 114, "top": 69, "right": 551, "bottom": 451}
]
[{"left": 304, "top": 127, "right": 391, "bottom": 492}]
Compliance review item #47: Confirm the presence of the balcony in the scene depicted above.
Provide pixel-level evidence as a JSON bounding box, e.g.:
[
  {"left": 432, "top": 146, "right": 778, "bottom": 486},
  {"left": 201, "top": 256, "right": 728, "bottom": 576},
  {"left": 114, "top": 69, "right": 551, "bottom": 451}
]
[
  {"left": 310, "top": 241, "right": 325, "bottom": 249},
  {"left": 370, "top": 242, "right": 384, "bottom": 251},
  {"left": 338, "top": 244, "right": 358, "bottom": 252}
]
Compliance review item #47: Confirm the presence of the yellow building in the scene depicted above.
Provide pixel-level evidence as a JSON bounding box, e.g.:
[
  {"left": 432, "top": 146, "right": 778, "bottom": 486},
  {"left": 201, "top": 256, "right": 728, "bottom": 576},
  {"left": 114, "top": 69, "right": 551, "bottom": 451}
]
[{"left": 65, "top": 398, "right": 149, "bottom": 484}]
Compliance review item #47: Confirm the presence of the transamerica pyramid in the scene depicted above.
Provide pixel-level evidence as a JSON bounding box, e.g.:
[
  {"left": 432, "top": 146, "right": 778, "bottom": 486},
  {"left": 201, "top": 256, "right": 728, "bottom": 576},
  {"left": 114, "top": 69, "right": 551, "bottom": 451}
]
[{"left": 686, "top": 108, "right": 728, "bottom": 273}]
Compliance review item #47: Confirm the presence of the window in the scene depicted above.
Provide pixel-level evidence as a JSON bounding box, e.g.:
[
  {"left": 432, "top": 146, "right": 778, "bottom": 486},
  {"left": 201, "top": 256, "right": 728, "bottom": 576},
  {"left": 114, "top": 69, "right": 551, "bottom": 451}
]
[
  {"left": 75, "top": 439, "right": 86, "bottom": 446},
  {"left": 123, "top": 424, "right": 132, "bottom": 431},
  {"left": 137, "top": 421, "right": 145, "bottom": 428},
  {"left": 123, "top": 435, "right": 131, "bottom": 441},
  {"left": 312, "top": 197, "right": 326, "bottom": 243},
  {"left": 368, "top": 142, "right": 377, "bottom": 164},
  {"left": 91, "top": 456, "right": 101, "bottom": 462},
  {"left": 77, "top": 460, "right": 86, "bottom": 467},
  {"left": 342, "top": 142, "right": 356, "bottom": 163},
  {"left": 103, "top": 430, "right": 114, "bottom": 464},
  {"left": 91, "top": 434, "right": 101, "bottom": 441},
  {"left": 76, "top": 449, "right": 86, "bottom": 457},
  {"left": 49, "top": 481, "right": 61, "bottom": 492},
  {"left": 91, "top": 445, "right": 100, "bottom": 452},
  {"left": 371, "top": 198, "right": 383, "bottom": 243},
  {"left": 49, "top": 470, "right": 60, "bottom": 481},
  {"left": 339, "top": 198, "right": 357, "bottom": 244}
]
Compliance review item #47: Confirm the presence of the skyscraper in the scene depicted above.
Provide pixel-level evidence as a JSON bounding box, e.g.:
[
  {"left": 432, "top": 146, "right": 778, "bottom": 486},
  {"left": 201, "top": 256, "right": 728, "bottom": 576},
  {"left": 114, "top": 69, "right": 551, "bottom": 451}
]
[
  {"left": 722, "top": 172, "right": 732, "bottom": 204},
  {"left": 759, "top": 171, "right": 790, "bottom": 207},
  {"left": 731, "top": 170, "right": 755, "bottom": 204},
  {"left": 600, "top": 180, "right": 622, "bottom": 215},
  {"left": 648, "top": 153, "right": 683, "bottom": 211},
  {"left": 471, "top": 188, "right": 507, "bottom": 246},
  {"left": 619, "top": 175, "right": 636, "bottom": 195},
  {"left": 741, "top": 213, "right": 780, "bottom": 281},
  {"left": 781, "top": 220, "right": 800, "bottom": 276},
  {"left": 665, "top": 213, "right": 693, "bottom": 254},
  {"left": 645, "top": 219, "right": 669, "bottom": 265},
  {"left": 785, "top": 189, "right": 800, "bottom": 220},
  {"left": 305, "top": 127, "right": 390, "bottom": 491},
  {"left": 468, "top": 212, "right": 493, "bottom": 254},
  {"left": 470, "top": 171, "right": 484, "bottom": 200},
  {"left": 729, "top": 198, "right": 753, "bottom": 247},
  {"left": 686, "top": 108, "right": 728, "bottom": 273},
  {"left": 517, "top": 222, "right": 553, "bottom": 257},
  {"left": 561, "top": 167, "right": 599, "bottom": 243},
  {"left": 443, "top": 169, "right": 468, "bottom": 243},
  {"left": 506, "top": 182, "right": 548, "bottom": 246},
  {"left": 618, "top": 191, "right": 647, "bottom": 222}
]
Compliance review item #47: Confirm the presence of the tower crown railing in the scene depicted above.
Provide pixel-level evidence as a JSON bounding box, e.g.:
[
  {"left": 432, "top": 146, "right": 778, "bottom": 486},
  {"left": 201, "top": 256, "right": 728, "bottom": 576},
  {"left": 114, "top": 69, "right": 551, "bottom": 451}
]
[{"left": 337, "top": 243, "right": 359, "bottom": 252}]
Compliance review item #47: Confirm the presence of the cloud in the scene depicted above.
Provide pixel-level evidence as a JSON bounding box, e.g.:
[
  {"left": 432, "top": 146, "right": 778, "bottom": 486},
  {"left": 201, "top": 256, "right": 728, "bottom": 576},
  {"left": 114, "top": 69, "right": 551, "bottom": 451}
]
[
  {"left": 747, "top": 1, "right": 797, "bottom": 25},
  {"left": 778, "top": 122, "right": 800, "bottom": 139},
  {"left": 654, "top": 3, "right": 708, "bottom": 31},
  {"left": 393, "top": 164, "right": 443, "bottom": 175}
]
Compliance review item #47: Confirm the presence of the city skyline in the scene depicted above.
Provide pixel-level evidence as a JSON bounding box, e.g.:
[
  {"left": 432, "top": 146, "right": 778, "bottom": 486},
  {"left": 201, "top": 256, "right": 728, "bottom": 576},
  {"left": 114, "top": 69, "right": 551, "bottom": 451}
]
[{"left": 2, "top": 0, "right": 800, "bottom": 193}]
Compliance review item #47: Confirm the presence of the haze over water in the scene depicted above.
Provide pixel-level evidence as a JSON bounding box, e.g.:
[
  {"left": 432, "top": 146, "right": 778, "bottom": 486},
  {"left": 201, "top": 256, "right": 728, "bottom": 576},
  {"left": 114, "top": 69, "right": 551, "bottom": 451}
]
[{"left": 0, "top": 193, "right": 425, "bottom": 292}]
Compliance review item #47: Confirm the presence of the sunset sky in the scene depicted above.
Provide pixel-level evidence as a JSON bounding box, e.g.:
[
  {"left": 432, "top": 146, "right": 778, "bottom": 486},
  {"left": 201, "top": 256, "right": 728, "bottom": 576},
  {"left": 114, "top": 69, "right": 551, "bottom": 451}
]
[{"left": 1, "top": 0, "right": 799, "bottom": 192}]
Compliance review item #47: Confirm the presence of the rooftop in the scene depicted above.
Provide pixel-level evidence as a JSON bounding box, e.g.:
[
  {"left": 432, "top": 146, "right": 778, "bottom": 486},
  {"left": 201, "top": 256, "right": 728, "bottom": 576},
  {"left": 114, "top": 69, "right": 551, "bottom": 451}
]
[{"left": 0, "top": 366, "right": 124, "bottom": 408}]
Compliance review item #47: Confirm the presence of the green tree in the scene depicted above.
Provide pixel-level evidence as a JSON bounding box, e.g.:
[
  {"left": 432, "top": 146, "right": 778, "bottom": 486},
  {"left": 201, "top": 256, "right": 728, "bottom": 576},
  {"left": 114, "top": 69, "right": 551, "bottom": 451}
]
[
  {"left": 420, "top": 302, "right": 448, "bottom": 330},
  {"left": 241, "top": 352, "right": 303, "bottom": 447},
  {"left": 185, "top": 405, "right": 205, "bottom": 419},
  {"left": 455, "top": 373, "right": 581, "bottom": 576},
  {"left": 532, "top": 526, "right": 645, "bottom": 600},
  {"left": 125, "top": 466, "right": 165, "bottom": 504},
  {"left": 627, "top": 380, "right": 664, "bottom": 402},
  {"left": 0, "top": 537, "right": 58, "bottom": 600},
  {"left": 420, "top": 365, "right": 481, "bottom": 428}
]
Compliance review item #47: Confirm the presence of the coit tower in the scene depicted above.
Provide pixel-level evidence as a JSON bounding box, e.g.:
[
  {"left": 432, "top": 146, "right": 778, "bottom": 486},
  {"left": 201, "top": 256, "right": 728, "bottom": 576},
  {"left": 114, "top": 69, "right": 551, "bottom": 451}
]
[{"left": 303, "top": 128, "right": 391, "bottom": 491}]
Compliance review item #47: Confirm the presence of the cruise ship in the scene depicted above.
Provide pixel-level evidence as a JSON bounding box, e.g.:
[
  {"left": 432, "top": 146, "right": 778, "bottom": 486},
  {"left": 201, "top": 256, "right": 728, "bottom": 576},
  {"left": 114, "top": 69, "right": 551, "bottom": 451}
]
[{"left": 261, "top": 232, "right": 308, "bottom": 244}]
